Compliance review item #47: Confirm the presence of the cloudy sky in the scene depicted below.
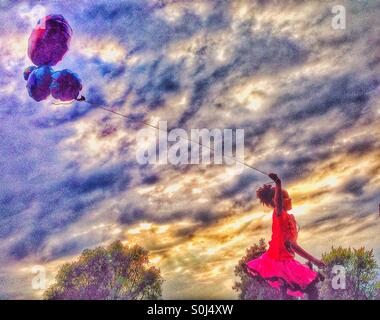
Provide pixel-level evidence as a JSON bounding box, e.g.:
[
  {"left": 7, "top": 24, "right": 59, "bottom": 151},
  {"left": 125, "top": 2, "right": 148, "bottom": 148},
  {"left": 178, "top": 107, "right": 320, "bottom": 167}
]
[{"left": 0, "top": 0, "right": 379, "bottom": 299}]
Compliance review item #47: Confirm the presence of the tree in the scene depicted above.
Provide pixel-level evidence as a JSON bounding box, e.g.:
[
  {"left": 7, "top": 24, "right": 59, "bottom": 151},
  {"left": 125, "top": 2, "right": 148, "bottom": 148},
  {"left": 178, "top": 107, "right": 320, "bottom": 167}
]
[
  {"left": 44, "top": 241, "right": 163, "bottom": 300},
  {"left": 320, "top": 246, "right": 378, "bottom": 300},
  {"left": 233, "top": 239, "right": 283, "bottom": 300}
]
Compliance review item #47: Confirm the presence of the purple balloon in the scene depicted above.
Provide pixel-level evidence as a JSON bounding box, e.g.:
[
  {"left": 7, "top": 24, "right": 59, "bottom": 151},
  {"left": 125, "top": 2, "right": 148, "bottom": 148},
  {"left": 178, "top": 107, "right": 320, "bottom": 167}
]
[
  {"left": 27, "top": 65, "right": 53, "bottom": 102},
  {"left": 50, "top": 69, "right": 82, "bottom": 101},
  {"left": 23, "top": 65, "right": 37, "bottom": 80},
  {"left": 28, "top": 15, "right": 73, "bottom": 66}
]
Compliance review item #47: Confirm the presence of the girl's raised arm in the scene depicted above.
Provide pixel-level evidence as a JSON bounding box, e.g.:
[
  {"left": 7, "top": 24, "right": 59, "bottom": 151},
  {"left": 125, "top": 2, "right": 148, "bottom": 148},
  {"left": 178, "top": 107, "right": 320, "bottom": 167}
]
[{"left": 269, "top": 173, "right": 283, "bottom": 216}]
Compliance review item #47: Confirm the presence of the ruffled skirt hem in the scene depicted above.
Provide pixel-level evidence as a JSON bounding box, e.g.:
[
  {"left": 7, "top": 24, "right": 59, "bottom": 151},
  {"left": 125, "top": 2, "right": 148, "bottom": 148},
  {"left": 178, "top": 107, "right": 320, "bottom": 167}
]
[{"left": 245, "top": 252, "right": 321, "bottom": 298}]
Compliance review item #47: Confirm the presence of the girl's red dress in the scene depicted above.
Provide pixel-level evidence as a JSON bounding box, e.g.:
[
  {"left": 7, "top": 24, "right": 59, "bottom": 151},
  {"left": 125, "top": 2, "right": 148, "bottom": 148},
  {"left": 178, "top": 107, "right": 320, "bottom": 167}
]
[{"left": 246, "top": 208, "right": 319, "bottom": 298}]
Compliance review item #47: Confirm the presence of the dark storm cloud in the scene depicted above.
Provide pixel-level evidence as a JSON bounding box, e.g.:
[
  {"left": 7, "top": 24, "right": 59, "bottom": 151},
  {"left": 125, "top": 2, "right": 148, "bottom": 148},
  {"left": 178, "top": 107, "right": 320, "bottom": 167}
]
[
  {"left": 307, "top": 131, "right": 337, "bottom": 147},
  {"left": 117, "top": 204, "right": 225, "bottom": 229},
  {"left": 340, "top": 177, "right": 369, "bottom": 197},
  {"left": 80, "top": 1, "right": 204, "bottom": 51},
  {"left": 177, "top": 34, "right": 307, "bottom": 126},
  {"left": 257, "top": 149, "right": 332, "bottom": 183},
  {"left": 349, "top": 191, "right": 380, "bottom": 217},
  {"left": 131, "top": 59, "right": 183, "bottom": 109},
  {"left": 173, "top": 225, "right": 198, "bottom": 238},
  {"left": 302, "top": 210, "right": 352, "bottom": 233},
  {"left": 48, "top": 0, "right": 307, "bottom": 129},
  {"left": 118, "top": 207, "right": 177, "bottom": 225},
  {"left": 0, "top": 190, "right": 35, "bottom": 221},
  {"left": 235, "top": 34, "right": 308, "bottom": 76},
  {"left": 83, "top": 0, "right": 230, "bottom": 49},
  {"left": 94, "top": 58, "right": 126, "bottom": 79},
  {"left": 4, "top": 162, "right": 132, "bottom": 260},
  {"left": 141, "top": 174, "right": 160, "bottom": 185},
  {"left": 347, "top": 138, "right": 377, "bottom": 156},
  {"left": 59, "top": 166, "right": 131, "bottom": 196},
  {"left": 118, "top": 207, "right": 147, "bottom": 225},
  {"left": 194, "top": 211, "right": 217, "bottom": 225},
  {"left": 271, "top": 135, "right": 376, "bottom": 184},
  {"left": 205, "top": 9, "right": 230, "bottom": 31},
  {"left": 270, "top": 122, "right": 378, "bottom": 183},
  {"left": 241, "top": 70, "right": 379, "bottom": 183},
  {"left": 9, "top": 228, "right": 48, "bottom": 260},
  {"left": 309, "top": 214, "right": 340, "bottom": 227},
  {"left": 302, "top": 180, "right": 379, "bottom": 235},
  {"left": 49, "top": 238, "right": 82, "bottom": 259},
  {"left": 219, "top": 173, "right": 259, "bottom": 199},
  {"left": 281, "top": 73, "right": 379, "bottom": 123},
  {"left": 64, "top": 1, "right": 230, "bottom": 115},
  {"left": 303, "top": 210, "right": 377, "bottom": 236},
  {"left": 351, "top": 222, "right": 373, "bottom": 234}
]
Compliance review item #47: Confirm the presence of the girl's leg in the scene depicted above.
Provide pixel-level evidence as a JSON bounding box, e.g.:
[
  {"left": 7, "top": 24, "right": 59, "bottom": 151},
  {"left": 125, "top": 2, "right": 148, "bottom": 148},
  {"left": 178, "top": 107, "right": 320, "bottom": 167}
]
[
  {"left": 280, "top": 286, "right": 288, "bottom": 300},
  {"left": 280, "top": 285, "right": 294, "bottom": 300},
  {"left": 306, "top": 284, "right": 319, "bottom": 300}
]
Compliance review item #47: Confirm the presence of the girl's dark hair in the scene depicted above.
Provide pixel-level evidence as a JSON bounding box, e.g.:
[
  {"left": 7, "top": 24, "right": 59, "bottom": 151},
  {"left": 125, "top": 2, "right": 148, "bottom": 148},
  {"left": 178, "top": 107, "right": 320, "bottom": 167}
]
[{"left": 256, "top": 184, "right": 275, "bottom": 207}]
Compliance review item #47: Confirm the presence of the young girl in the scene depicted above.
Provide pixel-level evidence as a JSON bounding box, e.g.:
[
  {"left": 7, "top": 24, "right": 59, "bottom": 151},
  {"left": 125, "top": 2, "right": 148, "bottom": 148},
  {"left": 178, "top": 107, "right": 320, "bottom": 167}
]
[{"left": 246, "top": 173, "right": 326, "bottom": 299}]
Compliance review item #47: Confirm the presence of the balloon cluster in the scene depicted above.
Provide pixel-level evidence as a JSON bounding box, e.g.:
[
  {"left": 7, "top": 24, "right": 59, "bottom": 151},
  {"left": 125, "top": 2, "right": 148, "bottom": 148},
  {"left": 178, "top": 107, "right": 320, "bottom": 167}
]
[{"left": 24, "top": 15, "right": 83, "bottom": 102}]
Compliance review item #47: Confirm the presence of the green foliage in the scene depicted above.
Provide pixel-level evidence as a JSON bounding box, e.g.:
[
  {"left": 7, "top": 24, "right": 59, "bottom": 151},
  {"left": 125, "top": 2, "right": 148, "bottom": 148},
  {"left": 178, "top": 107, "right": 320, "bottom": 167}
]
[
  {"left": 320, "top": 246, "right": 379, "bottom": 300},
  {"left": 233, "top": 239, "right": 283, "bottom": 300},
  {"left": 376, "top": 282, "right": 380, "bottom": 300},
  {"left": 44, "top": 241, "right": 163, "bottom": 300}
]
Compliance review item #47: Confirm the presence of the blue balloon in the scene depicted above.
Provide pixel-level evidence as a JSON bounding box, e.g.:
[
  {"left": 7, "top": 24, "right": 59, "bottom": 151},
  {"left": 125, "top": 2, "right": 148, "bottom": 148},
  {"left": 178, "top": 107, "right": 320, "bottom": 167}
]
[
  {"left": 27, "top": 65, "right": 54, "bottom": 102},
  {"left": 50, "top": 69, "right": 82, "bottom": 101},
  {"left": 23, "top": 66, "right": 37, "bottom": 81}
]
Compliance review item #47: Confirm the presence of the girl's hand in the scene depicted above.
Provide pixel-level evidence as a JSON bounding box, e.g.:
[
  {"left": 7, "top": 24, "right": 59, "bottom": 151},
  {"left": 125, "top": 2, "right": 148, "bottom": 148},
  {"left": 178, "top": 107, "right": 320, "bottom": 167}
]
[{"left": 268, "top": 173, "right": 281, "bottom": 184}]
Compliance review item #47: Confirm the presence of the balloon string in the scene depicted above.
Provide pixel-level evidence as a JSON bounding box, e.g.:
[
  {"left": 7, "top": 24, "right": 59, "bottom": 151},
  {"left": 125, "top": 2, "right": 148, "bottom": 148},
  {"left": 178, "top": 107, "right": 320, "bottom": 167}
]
[
  {"left": 96, "top": 104, "right": 269, "bottom": 176},
  {"left": 56, "top": 98, "right": 270, "bottom": 178},
  {"left": 52, "top": 100, "right": 76, "bottom": 105}
]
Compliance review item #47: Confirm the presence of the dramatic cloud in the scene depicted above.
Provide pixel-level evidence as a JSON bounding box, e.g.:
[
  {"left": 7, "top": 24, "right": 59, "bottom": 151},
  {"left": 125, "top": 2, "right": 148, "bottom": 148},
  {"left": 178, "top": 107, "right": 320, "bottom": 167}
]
[{"left": 0, "top": 0, "right": 379, "bottom": 299}]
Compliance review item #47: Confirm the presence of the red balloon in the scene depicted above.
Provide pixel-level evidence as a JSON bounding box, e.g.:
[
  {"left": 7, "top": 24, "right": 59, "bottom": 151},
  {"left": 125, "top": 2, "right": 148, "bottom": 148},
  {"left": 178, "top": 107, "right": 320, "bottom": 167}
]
[
  {"left": 50, "top": 69, "right": 82, "bottom": 101},
  {"left": 28, "top": 15, "right": 73, "bottom": 66}
]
